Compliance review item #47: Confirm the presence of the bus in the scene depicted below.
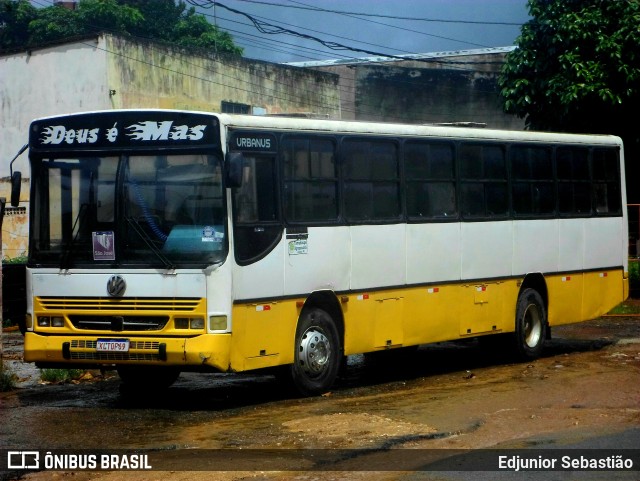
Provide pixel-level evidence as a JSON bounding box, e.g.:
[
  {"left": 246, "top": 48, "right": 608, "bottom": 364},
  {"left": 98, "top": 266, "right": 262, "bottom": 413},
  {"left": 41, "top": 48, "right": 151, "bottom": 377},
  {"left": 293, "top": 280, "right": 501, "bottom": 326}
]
[{"left": 11, "top": 109, "right": 628, "bottom": 396}]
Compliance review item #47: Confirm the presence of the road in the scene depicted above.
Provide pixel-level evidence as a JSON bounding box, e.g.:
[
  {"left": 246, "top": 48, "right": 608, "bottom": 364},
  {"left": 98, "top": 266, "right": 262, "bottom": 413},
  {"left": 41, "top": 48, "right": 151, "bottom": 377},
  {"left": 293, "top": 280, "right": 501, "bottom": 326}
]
[{"left": 1, "top": 313, "right": 639, "bottom": 481}]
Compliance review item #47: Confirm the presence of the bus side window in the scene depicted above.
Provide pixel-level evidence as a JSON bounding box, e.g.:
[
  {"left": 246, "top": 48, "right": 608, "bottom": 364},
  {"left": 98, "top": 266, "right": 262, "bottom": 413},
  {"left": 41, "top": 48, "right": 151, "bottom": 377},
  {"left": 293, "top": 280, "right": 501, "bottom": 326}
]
[
  {"left": 405, "top": 141, "right": 456, "bottom": 219},
  {"left": 343, "top": 139, "right": 400, "bottom": 222},
  {"left": 233, "top": 155, "right": 282, "bottom": 265},
  {"left": 283, "top": 137, "right": 338, "bottom": 223},
  {"left": 459, "top": 143, "right": 507, "bottom": 218},
  {"left": 557, "top": 147, "right": 590, "bottom": 215},
  {"left": 511, "top": 145, "right": 554, "bottom": 217},
  {"left": 592, "top": 148, "right": 621, "bottom": 214}
]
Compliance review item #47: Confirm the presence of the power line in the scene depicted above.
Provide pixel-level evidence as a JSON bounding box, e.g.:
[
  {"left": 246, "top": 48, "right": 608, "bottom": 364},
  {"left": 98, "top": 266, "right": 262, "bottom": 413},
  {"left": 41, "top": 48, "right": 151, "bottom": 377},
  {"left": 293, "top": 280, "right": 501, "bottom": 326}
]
[
  {"left": 23, "top": 0, "right": 509, "bottom": 124},
  {"left": 197, "top": 2, "right": 507, "bottom": 66},
  {"left": 195, "top": 1, "right": 424, "bottom": 60},
  {"left": 282, "top": 0, "right": 491, "bottom": 50},
  {"left": 29, "top": 0, "right": 500, "bottom": 116},
  {"left": 239, "top": 0, "right": 524, "bottom": 26}
]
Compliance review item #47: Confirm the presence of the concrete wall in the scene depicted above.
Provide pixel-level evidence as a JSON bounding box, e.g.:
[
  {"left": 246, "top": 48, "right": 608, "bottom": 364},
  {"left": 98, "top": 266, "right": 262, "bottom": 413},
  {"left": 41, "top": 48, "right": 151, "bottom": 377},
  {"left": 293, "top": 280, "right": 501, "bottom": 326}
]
[
  {"left": 297, "top": 48, "right": 524, "bottom": 130},
  {"left": 104, "top": 35, "right": 341, "bottom": 117},
  {"left": 0, "top": 38, "right": 111, "bottom": 259}
]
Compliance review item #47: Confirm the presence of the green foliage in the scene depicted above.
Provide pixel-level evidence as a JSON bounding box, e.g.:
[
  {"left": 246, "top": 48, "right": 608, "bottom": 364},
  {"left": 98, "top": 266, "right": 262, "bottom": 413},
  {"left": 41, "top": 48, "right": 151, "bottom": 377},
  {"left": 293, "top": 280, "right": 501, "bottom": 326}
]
[
  {"left": 499, "top": 0, "right": 640, "bottom": 135},
  {"left": 630, "top": 260, "right": 639, "bottom": 284},
  {"left": 2, "top": 253, "right": 27, "bottom": 264},
  {"left": 0, "top": 0, "right": 36, "bottom": 50},
  {"left": 0, "top": 362, "right": 16, "bottom": 391},
  {"left": 40, "top": 368, "right": 85, "bottom": 383},
  {"left": 0, "top": 0, "right": 242, "bottom": 56}
]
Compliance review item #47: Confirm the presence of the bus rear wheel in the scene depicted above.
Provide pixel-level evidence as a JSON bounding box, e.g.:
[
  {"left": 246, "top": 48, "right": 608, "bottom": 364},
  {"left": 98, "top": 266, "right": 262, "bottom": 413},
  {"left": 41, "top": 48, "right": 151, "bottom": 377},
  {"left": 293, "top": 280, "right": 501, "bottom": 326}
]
[
  {"left": 513, "top": 288, "right": 547, "bottom": 360},
  {"left": 289, "top": 307, "right": 341, "bottom": 397}
]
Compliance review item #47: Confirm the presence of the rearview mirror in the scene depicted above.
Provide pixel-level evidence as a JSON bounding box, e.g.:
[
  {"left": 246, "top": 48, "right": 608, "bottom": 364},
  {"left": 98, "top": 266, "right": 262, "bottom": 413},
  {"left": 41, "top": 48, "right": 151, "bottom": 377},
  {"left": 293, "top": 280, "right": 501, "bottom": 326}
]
[{"left": 10, "top": 171, "right": 21, "bottom": 207}]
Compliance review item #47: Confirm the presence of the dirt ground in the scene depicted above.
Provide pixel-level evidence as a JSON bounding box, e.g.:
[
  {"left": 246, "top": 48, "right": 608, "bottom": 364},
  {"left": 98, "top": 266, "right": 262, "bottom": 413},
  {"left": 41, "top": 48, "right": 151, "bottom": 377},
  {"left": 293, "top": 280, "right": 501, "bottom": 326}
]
[{"left": 2, "top": 309, "right": 639, "bottom": 481}]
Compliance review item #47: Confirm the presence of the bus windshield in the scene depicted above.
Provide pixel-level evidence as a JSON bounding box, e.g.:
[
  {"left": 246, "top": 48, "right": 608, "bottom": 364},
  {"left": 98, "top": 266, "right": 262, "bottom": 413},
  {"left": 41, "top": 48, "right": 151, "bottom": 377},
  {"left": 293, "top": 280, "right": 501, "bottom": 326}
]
[{"left": 30, "top": 153, "right": 227, "bottom": 268}]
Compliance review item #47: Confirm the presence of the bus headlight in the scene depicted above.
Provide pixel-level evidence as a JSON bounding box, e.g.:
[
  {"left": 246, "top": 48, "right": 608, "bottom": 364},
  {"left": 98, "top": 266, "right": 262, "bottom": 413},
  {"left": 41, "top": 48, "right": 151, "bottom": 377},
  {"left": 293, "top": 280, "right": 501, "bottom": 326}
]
[
  {"left": 37, "top": 316, "right": 64, "bottom": 328},
  {"left": 209, "top": 315, "right": 227, "bottom": 331},
  {"left": 175, "top": 317, "right": 205, "bottom": 330},
  {"left": 189, "top": 318, "right": 204, "bottom": 330},
  {"left": 175, "top": 318, "right": 189, "bottom": 329}
]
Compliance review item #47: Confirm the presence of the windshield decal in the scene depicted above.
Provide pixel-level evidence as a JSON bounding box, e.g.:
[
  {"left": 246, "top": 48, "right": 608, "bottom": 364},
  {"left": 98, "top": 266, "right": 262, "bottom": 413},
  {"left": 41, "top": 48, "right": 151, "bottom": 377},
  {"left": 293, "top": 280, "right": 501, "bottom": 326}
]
[
  {"left": 39, "top": 121, "right": 206, "bottom": 146},
  {"left": 92, "top": 231, "right": 116, "bottom": 261},
  {"left": 31, "top": 112, "right": 218, "bottom": 149},
  {"left": 126, "top": 121, "right": 206, "bottom": 142}
]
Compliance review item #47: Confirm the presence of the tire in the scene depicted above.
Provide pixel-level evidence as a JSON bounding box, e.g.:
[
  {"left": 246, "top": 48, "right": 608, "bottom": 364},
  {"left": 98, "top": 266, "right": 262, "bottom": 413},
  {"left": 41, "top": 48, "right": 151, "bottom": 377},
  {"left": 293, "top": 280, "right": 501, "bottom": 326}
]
[
  {"left": 513, "top": 288, "right": 547, "bottom": 361},
  {"left": 117, "top": 366, "right": 180, "bottom": 393},
  {"left": 289, "top": 307, "right": 342, "bottom": 397}
]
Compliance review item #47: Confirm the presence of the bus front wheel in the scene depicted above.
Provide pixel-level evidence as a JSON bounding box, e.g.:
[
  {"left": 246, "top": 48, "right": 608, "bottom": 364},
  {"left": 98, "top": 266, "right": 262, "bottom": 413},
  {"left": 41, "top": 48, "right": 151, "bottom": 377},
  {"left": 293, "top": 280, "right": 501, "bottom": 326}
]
[
  {"left": 289, "top": 307, "right": 341, "bottom": 397},
  {"left": 513, "top": 288, "right": 547, "bottom": 360}
]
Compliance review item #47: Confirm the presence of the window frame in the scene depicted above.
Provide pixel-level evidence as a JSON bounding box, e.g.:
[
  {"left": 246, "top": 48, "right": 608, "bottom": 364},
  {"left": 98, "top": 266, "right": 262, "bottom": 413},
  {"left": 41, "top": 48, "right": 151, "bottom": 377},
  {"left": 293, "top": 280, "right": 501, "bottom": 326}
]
[
  {"left": 282, "top": 135, "right": 340, "bottom": 225},
  {"left": 340, "top": 136, "right": 402, "bottom": 224},
  {"left": 404, "top": 139, "right": 458, "bottom": 222},
  {"left": 458, "top": 141, "right": 509, "bottom": 220}
]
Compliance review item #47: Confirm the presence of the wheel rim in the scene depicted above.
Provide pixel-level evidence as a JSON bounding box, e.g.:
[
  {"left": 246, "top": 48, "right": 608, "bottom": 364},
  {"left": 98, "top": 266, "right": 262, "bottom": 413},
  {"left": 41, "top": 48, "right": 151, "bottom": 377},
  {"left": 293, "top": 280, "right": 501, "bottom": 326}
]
[
  {"left": 523, "top": 303, "right": 542, "bottom": 348},
  {"left": 297, "top": 327, "right": 331, "bottom": 377}
]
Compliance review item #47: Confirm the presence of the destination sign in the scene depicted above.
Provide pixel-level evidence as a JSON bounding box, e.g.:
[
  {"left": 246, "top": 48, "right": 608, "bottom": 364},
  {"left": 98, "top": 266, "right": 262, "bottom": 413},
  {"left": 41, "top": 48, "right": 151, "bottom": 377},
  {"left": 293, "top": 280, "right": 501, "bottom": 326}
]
[
  {"left": 229, "top": 131, "right": 277, "bottom": 152},
  {"left": 30, "top": 111, "right": 220, "bottom": 151}
]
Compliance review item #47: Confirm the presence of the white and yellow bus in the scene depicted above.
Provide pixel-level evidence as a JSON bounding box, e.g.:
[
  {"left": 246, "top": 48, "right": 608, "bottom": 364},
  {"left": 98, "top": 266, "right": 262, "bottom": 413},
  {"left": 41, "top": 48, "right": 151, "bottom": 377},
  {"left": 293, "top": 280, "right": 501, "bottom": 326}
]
[{"left": 13, "top": 109, "right": 628, "bottom": 395}]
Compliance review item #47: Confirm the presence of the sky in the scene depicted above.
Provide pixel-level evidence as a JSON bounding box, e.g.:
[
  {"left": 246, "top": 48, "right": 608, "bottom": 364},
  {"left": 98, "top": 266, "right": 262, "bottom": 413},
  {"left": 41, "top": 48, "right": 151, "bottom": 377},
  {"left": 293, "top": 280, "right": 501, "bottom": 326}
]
[{"left": 196, "top": 0, "right": 532, "bottom": 64}]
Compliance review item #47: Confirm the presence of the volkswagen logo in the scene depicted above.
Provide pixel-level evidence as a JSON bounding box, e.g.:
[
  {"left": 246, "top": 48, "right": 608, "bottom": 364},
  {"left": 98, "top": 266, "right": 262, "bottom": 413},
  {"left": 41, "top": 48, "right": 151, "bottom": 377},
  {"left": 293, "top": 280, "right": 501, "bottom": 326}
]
[{"left": 107, "top": 275, "right": 126, "bottom": 297}]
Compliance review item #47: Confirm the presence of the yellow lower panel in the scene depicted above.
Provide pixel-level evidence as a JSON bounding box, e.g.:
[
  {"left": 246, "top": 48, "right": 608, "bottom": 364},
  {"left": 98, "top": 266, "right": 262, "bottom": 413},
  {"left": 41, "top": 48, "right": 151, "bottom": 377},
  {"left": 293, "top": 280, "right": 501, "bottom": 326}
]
[
  {"left": 184, "top": 334, "right": 231, "bottom": 371},
  {"left": 547, "top": 269, "right": 625, "bottom": 326},
  {"left": 24, "top": 332, "right": 232, "bottom": 372},
  {"left": 342, "top": 280, "right": 521, "bottom": 355},
  {"left": 226, "top": 270, "right": 625, "bottom": 370},
  {"left": 229, "top": 299, "right": 300, "bottom": 372}
]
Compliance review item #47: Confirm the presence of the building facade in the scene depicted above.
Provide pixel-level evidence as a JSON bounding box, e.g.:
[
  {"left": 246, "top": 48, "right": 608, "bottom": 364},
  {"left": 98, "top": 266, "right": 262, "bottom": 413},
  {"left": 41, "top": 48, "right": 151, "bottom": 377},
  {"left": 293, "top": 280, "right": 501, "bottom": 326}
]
[{"left": 290, "top": 47, "right": 524, "bottom": 130}]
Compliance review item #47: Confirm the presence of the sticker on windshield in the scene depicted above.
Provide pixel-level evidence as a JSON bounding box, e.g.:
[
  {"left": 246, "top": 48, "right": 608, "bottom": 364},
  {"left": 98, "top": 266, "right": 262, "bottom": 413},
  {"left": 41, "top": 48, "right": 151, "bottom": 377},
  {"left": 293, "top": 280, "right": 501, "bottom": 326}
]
[
  {"left": 92, "top": 231, "right": 115, "bottom": 260},
  {"left": 202, "top": 226, "right": 223, "bottom": 243}
]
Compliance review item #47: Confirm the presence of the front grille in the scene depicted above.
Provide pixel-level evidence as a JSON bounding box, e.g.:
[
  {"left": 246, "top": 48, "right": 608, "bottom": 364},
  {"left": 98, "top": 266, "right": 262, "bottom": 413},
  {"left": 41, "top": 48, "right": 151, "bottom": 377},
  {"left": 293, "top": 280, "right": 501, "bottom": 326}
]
[
  {"left": 69, "top": 340, "right": 161, "bottom": 361},
  {"left": 69, "top": 352, "right": 160, "bottom": 361},
  {"left": 71, "top": 340, "right": 160, "bottom": 349},
  {"left": 68, "top": 315, "right": 169, "bottom": 331},
  {"left": 38, "top": 297, "right": 200, "bottom": 311}
]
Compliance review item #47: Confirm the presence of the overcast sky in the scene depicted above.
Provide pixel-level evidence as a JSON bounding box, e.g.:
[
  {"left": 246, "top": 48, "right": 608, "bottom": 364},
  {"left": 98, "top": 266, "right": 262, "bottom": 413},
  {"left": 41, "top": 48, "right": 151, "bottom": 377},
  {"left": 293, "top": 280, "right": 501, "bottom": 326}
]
[{"left": 200, "top": 0, "right": 531, "bottom": 64}]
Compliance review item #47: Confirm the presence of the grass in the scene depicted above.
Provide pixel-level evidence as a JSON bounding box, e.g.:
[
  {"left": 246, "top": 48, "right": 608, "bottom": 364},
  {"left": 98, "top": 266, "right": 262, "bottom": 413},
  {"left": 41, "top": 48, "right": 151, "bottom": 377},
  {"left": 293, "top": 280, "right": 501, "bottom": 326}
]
[
  {"left": 0, "top": 362, "right": 16, "bottom": 391},
  {"left": 630, "top": 259, "right": 640, "bottom": 284},
  {"left": 607, "top": 302, "right": 640, "bottom": 315},
  {"left": 40, "top": 368, "right": 86, "bottom": 383}
]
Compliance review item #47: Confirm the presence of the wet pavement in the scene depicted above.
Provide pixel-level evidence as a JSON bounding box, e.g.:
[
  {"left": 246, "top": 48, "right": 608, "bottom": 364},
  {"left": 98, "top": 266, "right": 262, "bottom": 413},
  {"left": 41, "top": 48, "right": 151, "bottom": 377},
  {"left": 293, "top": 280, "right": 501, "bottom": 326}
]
[
  {"left": 1, "top": 314, "right": 640, "bottom": 481},
  {"left": 1, "top": 327, "right": 39, "bottom": 388}
]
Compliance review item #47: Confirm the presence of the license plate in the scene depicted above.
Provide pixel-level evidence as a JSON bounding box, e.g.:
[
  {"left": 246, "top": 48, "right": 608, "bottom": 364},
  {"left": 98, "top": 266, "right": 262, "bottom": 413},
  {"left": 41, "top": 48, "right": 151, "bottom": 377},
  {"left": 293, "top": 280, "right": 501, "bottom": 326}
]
[{"left": 96, "top": 339, "right": 130, "bottom": 352}]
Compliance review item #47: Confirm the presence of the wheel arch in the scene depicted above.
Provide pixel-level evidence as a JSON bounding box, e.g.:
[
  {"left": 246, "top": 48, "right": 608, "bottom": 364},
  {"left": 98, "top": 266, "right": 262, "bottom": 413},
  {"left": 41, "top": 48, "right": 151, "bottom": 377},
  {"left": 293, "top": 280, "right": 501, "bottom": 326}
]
[
  {"left": 519, "top": 272, "right": 550, "bottom": 338},
  {"left": 299, "top": 290, "right": 345, "bottom": 349}
]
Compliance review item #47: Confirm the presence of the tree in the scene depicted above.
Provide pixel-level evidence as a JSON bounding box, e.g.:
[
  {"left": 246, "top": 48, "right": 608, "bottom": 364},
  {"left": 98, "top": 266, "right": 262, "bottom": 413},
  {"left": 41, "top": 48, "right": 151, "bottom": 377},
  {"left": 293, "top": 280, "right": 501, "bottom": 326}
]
[
  {"left": 0, "top": 0, "right": 242, "bottom": 56},
  {"left": 499, "top": 0, "right": 640, "bottom": 201},
  {"left": 500, "top": 0, "right": 640, "bottom": 133},
  {"left": 0, "top": 0, "right": 36, "bottom": 50}
]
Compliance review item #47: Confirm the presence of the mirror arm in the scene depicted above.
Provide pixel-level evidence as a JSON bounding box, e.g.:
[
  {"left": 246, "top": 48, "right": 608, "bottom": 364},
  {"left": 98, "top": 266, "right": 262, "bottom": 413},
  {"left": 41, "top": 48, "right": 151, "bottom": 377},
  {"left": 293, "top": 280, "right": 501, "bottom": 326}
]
[{"left": 9, "top": 144, "right": 28, "bottom": 178}]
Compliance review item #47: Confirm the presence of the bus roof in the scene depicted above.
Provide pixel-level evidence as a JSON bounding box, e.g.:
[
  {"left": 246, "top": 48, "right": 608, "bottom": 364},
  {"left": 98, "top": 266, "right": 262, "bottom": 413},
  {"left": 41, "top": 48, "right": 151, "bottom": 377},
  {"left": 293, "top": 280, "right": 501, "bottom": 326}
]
[{"left": 31, "top": 108, "right": 623, "bottom": 147}]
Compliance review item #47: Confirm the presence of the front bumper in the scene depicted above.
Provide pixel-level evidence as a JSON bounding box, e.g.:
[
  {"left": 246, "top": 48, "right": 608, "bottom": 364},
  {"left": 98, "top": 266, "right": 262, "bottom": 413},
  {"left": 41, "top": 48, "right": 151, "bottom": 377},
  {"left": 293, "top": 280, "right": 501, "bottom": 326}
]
[{"left": 24, "top": 332, "right": 232, "bottom": 372}]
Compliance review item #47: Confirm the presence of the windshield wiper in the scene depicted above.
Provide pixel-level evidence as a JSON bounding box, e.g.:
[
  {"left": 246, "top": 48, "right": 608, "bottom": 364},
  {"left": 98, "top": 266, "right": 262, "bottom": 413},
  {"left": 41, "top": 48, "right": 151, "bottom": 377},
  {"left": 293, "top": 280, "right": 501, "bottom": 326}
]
[
  {"left": 125, "top": 216, "right": 175, "bottom": 270},
  {"left": 60, "top": 203, "right": 88, "bottom": 270}
]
